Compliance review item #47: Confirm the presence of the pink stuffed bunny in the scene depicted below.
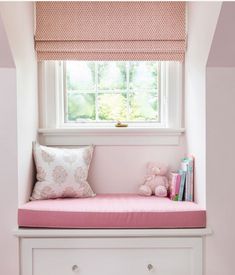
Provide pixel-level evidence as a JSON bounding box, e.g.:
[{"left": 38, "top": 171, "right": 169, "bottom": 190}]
[{"left": 139, "top": 162, "right": 169, "bottom": 197}]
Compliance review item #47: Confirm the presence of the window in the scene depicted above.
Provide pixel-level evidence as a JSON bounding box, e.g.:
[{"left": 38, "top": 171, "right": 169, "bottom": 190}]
[
  {"left": 64, "top": 61, "right": 160, "bottom": 125},
  {"left": 38, "top": 60, "right": 183, "bottom": 145},
  {"left": 36, "top": 1, "right": 185, "bottom": 145}
]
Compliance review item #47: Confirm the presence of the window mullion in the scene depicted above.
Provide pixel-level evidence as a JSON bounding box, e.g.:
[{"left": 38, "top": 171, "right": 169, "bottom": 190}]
[
  {"left": 158, "top": 61, "right": 162, "bottom": 124},
  {"left": 95, "top": 62, "right": 98, "bottom": 122},
  {"left": 62, "top": 61, "right": 67, "bottom": 124},
  {"left": 126, "top": 62, "right": 130, "bottom": 121}
]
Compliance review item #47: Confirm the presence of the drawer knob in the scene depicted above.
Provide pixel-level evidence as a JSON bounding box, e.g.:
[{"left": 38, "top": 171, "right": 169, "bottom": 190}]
[
  {"left": 72, "top": 265, "right": 79, "bottom": 272},
  {"left": 147, "top": 264, "right": 154, "bottom": 272}
]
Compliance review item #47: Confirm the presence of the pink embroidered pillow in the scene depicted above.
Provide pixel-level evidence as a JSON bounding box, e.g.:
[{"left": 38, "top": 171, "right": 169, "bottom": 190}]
[{"left": 30, "top": 143, "right": 95, "bottom": 200}]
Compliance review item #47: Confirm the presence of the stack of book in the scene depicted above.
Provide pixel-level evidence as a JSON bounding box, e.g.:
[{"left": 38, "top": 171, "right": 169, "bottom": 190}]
[{"left": 169, "top": 156, "right": 194, "bottom": 201}]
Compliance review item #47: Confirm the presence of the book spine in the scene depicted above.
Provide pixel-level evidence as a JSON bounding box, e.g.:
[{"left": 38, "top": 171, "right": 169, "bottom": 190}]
[
  {"left": 175, "top": 174, "right": 181, "bottom": 201},
  {"left": 189, "top": 157, "right": 194, "bottom": 202},
  {"left": 169, "top": 173, "right": 177, "bottom": 200},
  {"left": 182, "top": 157, "right": 194, "bottom": 202},
  {"left": 187, "top": 171, "right": 191, "bottom": 201},
  {"left": 181, "top": 160, "right": 189, "bottom": 201},
  {"left": 178, "top": 171, "right": 186, "bottom": 201}
]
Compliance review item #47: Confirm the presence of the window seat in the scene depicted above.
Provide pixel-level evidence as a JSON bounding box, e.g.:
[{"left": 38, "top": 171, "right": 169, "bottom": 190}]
[{"left": 18, "top": 194, "right": 206, "bottom": 229}]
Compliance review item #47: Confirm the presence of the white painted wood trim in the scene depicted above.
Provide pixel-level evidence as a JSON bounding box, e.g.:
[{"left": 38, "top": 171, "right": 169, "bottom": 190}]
[
  {"left": 20, "top": 238, "right": 32, "bottom": 275},
  {"left": 14, "top": 227, "right": 212, "bottom": 238},
  {"left": 38, "top": 127, "right": 185, "bottom": 146},
  {"left": 20, "top": 237, "right": 202, "bottom": 249}
]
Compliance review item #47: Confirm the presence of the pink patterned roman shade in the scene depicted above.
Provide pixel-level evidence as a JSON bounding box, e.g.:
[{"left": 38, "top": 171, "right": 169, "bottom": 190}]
[{"left": 35, "top": 1, "right": 186, "bottom": 61}]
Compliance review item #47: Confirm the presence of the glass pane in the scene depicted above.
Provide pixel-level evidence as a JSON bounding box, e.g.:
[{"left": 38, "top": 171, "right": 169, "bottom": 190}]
[
  {"left": 67, "top": 92, "right": 95, "bottom": 122},
  {"left": 98, "top": 62, "right": 127, "bottom": 90},
  {"left": 66, "top": 61, "right": 95, "bottom": 90},
  {"left": 98, "top": 93, "right": 127, "bottom": 121},
  {"left": 129, "top": 61, "right": 158, "bottom": 90},
  {"left": 129, "top": 92, "right": 159, "bottom": 121}
]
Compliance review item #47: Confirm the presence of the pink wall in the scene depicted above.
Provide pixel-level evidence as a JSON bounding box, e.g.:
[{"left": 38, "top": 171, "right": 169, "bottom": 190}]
[
  {"left": 0, "top": 16, "right": 14, "bottom": 68},
  {"left": 185, "top": 1, "right": 222, "bottom": 208},
  {"left": 206, "top": 3, "right": 235, "bottom": 274},
  {"left": 207, "top": 2, "right": 235, "bottom": 67},
  {"left": 206, "top": 67, "right": 235, "bottom": 275},
  {"left": 186, "top": 2, "right": 235, "bottom": 273},
  {"left": 0, "top": 16, "right": 18, "bottom": 275},
  {"left": 88, "top": 145, "right": 186, "bottom": 194}
]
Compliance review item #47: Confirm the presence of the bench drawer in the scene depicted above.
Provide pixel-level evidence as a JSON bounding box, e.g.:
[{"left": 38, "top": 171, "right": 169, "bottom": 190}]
[{"left": 21, "top": 237, "right": 202, "bottom": 275}]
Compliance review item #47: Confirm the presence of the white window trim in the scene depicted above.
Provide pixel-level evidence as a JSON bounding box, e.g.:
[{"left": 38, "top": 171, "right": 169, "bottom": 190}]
[
  {"left": 38, "top": 61, "right": 184, "bottom": 146},
  {"left": 38, "top": 127, "right": 184, "bottom": 146}
]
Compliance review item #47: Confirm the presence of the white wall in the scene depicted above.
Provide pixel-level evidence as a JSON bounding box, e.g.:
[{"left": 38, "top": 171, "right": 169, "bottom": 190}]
[
  {"left": 0, "top": 2, "right": 37, "bottom": 275},
  {"left": 0, "top": 2, "right": 38, "bottom": 205},
  {"left": 0, "top": 15, "right": 18, "bottom": 275},
  {"left": 185, "top": 1, "right": 222, "bottom": 207}
]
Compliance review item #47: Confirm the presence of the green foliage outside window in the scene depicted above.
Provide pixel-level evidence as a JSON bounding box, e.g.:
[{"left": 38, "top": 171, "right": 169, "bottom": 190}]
[{"left": 65, "top": 61, "right": 159, "bottom": 123}]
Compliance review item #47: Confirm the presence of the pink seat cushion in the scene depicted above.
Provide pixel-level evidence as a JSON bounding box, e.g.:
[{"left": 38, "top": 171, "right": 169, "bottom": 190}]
[{"left": 18, "top": 194, "right": 206, "bottom": 229}]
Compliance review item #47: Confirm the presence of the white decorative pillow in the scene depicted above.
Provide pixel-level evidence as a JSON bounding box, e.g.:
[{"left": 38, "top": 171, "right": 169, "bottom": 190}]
[{"left": 31, "top": 143, "right": 95, "bottom": 200}]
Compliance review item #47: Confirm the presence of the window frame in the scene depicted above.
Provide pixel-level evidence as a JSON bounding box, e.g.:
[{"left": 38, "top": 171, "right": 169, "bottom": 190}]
[
  {"left": 38, "top": 60, "right": 184, "bottom": 146},
  {"left": 63, "top": 61, "right": 162, "bottom": 126}
]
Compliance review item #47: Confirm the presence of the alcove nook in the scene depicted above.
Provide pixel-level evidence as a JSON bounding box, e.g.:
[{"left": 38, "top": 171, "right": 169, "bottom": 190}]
[{"left": 2, "top": 1, "right": 235, "bottom": 275}]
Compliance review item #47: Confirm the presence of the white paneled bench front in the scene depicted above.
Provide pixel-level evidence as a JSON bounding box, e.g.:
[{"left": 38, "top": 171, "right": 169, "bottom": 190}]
[{"left": 15, "top": 228, "right": 211, "bottom": 275}]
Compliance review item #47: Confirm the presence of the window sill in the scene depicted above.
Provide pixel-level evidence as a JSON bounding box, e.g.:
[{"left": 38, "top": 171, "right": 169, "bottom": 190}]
[{"left": 38, "top": 127, "right": 185, "bottom": 146}]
